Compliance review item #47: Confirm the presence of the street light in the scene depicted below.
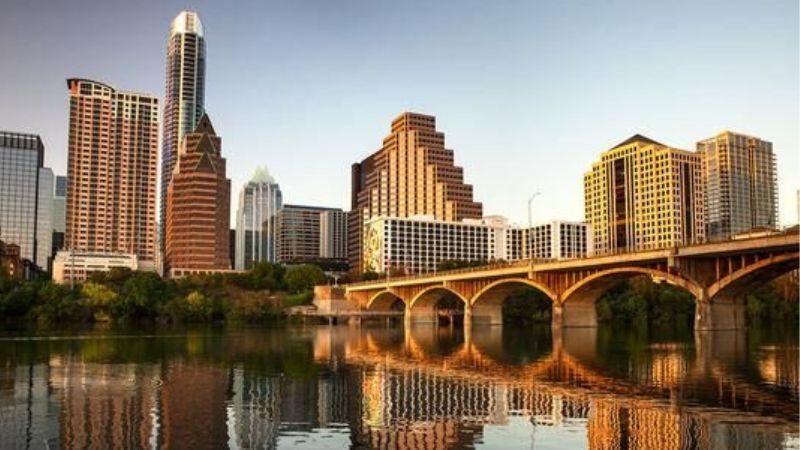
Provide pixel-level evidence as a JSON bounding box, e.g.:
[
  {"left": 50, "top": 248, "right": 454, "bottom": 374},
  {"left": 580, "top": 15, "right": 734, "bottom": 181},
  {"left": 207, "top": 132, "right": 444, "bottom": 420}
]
[{"left": 527, "top": 192, "right": 541, "bottom": 260}]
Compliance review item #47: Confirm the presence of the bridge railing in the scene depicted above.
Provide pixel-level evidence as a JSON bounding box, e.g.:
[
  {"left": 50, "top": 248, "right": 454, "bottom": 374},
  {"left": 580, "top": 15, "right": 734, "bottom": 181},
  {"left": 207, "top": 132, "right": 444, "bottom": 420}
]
[{"left": 344, "top": 230, "right": 799, "bottom": 288}]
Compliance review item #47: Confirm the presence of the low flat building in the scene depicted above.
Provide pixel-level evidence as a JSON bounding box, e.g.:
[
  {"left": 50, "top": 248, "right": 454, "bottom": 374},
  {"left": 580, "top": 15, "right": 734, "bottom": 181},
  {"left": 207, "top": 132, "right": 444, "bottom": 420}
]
[{"left": 52, "top": 251, "right": 138, "bottom": 284}]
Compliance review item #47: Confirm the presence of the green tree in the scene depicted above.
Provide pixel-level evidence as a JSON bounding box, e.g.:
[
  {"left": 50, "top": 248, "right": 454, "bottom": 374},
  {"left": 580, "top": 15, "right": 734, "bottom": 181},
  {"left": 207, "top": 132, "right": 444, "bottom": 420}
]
[
  {"left": 117, "top": 272, "right": 170, "bottom": 318},
  {"left": 284, "top": 264, "right": 326, "bottom": 294}
]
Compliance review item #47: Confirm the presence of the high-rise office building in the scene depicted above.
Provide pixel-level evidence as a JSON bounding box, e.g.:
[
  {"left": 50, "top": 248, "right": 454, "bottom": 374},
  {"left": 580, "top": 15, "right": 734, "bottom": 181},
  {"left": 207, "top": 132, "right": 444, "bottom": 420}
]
[
  {"left": 52, "top": 175, "right": 67, "bottom": 257},
  {"left": 161, "top": 11, "right": 206, "bottom": 233},
  {"left": 584, "top": 135, "right": 704, "bottom": 254},
  {"left": 319, "top": 210, "right": 348, "bottom": 260},
  {"left": 64, "top": 79, "right": 158, "bottom": 269},
  {"left": 0, "top": 132, "right": 54, "bottom": 269},
  {"left": 349, "top": 112, "right": 483, "bottom": 272},
  {"left": 165, "top": 114, "right": 230, "bottom": 277},
  {"left": 697, "top": 131, "right": 778, "bottom": 241},
  {"left": 235, "top": 167, "right": 282, "bottom": 270}
]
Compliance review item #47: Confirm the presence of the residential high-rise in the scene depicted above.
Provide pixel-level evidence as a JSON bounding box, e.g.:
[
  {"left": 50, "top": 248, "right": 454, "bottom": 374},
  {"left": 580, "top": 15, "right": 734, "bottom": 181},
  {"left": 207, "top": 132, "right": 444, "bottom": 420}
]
[
  {"left": 165, "top": 114, "right": 230, "bottom": 277},
  {"left": 235, "top": 167, "right": 282, "bottom": 270},
  {"left": 697, "top": 131, "right": 778, "bottom": 241},
  {"left": 64, "top": 79, "right": 159, "bottom": 269},
  {"left": 349, "top": 112, "right": 483, "bottom": 272},
  {"left": 52, "top": 175, "right": 67, "bottom": 258},
  {"left": 584, "top": 135, "right": 704, "bottom": 254},
  {"left": 0, "top": 131, "right": 53, "bottom": 269},
  {"left": 161, "top": 11, "right": 206, "bottom": 240}
]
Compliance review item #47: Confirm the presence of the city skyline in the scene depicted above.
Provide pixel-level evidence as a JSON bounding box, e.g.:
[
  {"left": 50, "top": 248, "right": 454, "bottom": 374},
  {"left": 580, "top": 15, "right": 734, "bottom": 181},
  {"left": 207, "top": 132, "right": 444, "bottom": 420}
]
[{"left": 0, "top": 0, "right": 797, "bottom": 227}]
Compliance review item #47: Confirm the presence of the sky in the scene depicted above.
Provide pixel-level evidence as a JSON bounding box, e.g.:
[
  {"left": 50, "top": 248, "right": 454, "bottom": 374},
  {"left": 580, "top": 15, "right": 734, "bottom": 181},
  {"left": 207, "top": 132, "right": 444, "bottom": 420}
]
[{"left": 1, "top": 0, "right": 797, "bottom": 226}]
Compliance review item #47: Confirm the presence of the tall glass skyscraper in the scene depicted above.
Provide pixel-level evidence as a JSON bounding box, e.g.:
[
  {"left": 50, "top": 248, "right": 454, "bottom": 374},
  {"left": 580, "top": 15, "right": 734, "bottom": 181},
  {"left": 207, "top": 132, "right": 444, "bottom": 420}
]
[
  {"left": 0, "top": 131, "right": 53, "bottom": 269},
  {"left": 235, "top": 167, "right": 282, "bottom": 270},
  {"left": 160, "top": 11, "right": 206, "bottom": 233}
]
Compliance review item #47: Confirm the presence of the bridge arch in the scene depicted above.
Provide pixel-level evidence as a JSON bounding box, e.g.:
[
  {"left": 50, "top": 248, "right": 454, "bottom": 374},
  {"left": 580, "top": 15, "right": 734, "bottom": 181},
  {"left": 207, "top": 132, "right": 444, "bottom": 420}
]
[
  {"left": 561, "top": 267, "right": 703, "bottom": 305},
  {"left": 707, "top": 252, "right": 799, "bottom": 301},
  {"left": 407, "top": 286, "right": 469, "bottom": 325},
  {"left": 557, "top": 267, "right": 702, "bottom": 328},
  {"left": 366, "top": 290, "right": 405, "bottom": 311},
  {"left": 470, "top": 278, "right": 557, "bottom": 326}
]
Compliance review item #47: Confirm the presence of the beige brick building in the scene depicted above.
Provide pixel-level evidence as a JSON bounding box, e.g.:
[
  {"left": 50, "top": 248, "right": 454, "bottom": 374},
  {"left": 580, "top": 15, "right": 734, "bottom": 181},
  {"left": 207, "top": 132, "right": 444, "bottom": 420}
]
[
  {"left": 584, "top": 135, "right": 704, "bottom": 254},
  {"left": 349, "top": 112, "right": 483, "bottom": 271},
  {"left": 65, "top": 78, "right": 158, "bottom": 267}
]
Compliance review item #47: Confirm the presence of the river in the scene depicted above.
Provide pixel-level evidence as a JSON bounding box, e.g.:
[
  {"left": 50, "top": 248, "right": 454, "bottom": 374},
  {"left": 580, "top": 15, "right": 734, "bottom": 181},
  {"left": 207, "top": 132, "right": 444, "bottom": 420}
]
[{"left": 0, "top": 324, "right": 797, "bottom": 449}]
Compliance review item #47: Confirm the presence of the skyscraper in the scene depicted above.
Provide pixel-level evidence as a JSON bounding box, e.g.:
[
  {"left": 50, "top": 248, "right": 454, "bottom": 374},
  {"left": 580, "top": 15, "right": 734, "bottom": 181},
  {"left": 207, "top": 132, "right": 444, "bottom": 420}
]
[
  {"left": 161, "top": 11, "right": 206, "bottom": 238},
  {"left": 697, "top": 131, "right": 778, "bottom": 241},
  {"left": 165, "top": 114, "right": 230, "bottom": 277},
  {"left": 65, "top": 79, "right": 159, "bottom": 268},
  {"left": 584, "top": 135, "right": 704, "bottom": 254},
  {"left": 235, "top": 167, "right": 282, "bottom": 270},
  {"left": 349, "top": 112, "right": 483, "bottom": 272},
  {"left": 0, "top": 131, "right": 53, "bottom": 269}
]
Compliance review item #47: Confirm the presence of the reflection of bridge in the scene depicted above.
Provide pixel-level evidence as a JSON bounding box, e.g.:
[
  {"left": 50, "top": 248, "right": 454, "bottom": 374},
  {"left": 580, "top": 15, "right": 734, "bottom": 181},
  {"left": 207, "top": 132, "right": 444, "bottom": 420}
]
[
  {"left": 313, "top": 326, "right": 798, "bottom": 449},
  {"left": 345, "top": 233, "right": 799, "bottom": 330}
]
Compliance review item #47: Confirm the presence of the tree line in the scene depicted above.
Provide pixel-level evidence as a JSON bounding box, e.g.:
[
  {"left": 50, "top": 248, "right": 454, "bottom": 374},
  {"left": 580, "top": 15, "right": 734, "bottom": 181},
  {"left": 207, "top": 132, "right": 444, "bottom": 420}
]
[{"left": 0, "top": 262, "right": 328, "bottom": 325}]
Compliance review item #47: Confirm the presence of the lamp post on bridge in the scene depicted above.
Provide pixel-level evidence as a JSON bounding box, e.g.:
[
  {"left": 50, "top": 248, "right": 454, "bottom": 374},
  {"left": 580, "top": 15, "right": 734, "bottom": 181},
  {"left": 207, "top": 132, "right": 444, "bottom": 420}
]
[{"left": 527, "top": 192, "right": 541, "bottom": 260}]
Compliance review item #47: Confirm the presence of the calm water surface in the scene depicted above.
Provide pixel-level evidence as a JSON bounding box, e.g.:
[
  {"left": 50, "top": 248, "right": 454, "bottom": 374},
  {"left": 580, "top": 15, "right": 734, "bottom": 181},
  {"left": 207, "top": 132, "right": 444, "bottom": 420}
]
[{"left": 0, "top": 324, "right": 797, "bottom": 449}]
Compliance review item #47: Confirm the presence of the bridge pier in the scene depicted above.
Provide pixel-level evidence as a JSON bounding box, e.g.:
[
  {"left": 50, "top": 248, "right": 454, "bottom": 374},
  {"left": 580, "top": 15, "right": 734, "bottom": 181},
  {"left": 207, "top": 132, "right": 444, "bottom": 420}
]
[
  {"left": 695, "top": 295, "right": 747, "bottom": 331},
  {"left": 552, "top": 302, "right": 598, "bottom": 328}
]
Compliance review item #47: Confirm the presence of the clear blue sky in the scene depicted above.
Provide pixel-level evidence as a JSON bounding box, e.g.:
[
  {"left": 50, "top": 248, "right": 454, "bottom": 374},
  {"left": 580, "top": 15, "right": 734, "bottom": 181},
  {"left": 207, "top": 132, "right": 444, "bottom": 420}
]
[{"left": 1, "top": 0, "right": 797, "bottom": 225}]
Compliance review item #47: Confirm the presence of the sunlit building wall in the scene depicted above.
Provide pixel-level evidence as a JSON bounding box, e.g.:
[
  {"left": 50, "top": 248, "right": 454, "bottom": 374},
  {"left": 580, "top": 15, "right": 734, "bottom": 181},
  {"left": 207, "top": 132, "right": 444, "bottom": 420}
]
[
  {"left": 65, "top": 78, "right": 159, "bottom": 269},
  {"left": 697, "top": 131, "right": 778, "bottom": 241},
  {"left": 584, "top": 135, "right": 705, "bottom": 254},
  {"left": 349, "top": 112, "right": 483, "bottom": 272}
]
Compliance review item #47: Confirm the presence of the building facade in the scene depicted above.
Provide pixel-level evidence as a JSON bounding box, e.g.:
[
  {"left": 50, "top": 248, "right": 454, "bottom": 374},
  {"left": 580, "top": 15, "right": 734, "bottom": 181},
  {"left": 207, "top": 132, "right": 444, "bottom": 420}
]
[
  {"left": 319, "top": 210, "right": 348, "bottom": 260},
  {"left": 65, "top": 78, "right": 159, "bottom": 269},
  {"left": 164, "top": 114, "right": 231, "bottom": 277},
  {"left": 584, "top": 135, "right": 704, "bottom": 255},
  {"left": 524, "top": 221, "right": 593, "bottom": 260},
  {"left": 0, "top": 131, "right": 53, "bottom": 269},
  {"left": 362, "top": 216, "right": 536, "bottom": 274},
  {"left": 349, "top": 112, "right": 483, "bottom": 272},
  {"left": 52, "top": 251, "right": 139, "bottom": 284},
  {"left": 52, "top": 175, "right": 67, "bottom": 258},
  {"left": 276, "top": 205, "right": 347, "bottom": 268},
  {"left": 697, "top": 131, "right": 778, "bottom": 241},
  {"left": 161, "top": 11, "right": 206, "bottom": 234},
  {"left": 235, "top": 167, "right": 282, "bottom": 270}
]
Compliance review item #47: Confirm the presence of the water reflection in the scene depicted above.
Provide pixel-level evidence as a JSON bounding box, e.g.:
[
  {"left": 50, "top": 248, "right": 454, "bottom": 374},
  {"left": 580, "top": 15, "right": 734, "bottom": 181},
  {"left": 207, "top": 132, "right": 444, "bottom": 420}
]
[{"left": 0, "top": 324, "right": 796, "bottom": 449}]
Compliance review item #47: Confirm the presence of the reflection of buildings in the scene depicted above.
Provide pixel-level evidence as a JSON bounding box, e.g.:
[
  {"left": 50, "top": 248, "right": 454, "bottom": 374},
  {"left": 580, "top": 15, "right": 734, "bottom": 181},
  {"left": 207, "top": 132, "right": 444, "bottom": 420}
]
[
  {"left": 49, "top": 357, "right": 157, "bottom": 449},
  {"left": 0, "top": 364, "right": 59, "bottom": 449},
  {"left": 160, "top": 364, "right": 228, "bottom": 449}
]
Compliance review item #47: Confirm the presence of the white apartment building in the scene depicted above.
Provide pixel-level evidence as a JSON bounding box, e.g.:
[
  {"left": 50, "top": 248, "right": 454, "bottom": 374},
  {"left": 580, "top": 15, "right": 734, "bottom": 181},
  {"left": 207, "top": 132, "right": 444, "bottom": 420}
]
[
  {"left": 524, "top": 221, "right": 594, "bottom": 260},
  {"left": 362, "top": 215, "right": 591, "bottom": 274}
]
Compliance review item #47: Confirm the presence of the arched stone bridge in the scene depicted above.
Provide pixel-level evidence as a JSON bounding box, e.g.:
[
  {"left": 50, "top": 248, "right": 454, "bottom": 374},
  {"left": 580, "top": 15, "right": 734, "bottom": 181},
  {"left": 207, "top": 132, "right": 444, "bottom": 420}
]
[{"left": 344, "top": 232, "right": 799, "bottom": 331}]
